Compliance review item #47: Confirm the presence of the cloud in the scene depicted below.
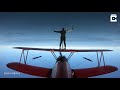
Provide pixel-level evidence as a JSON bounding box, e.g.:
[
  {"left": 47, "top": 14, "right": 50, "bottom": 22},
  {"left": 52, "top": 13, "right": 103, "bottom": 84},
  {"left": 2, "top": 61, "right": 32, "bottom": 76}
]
[
  {"left": 67, "top": 36, "right": 112, "bottom": 42},
  {"left": 0, "top": 32, "right": 59, "bottom": 45}
]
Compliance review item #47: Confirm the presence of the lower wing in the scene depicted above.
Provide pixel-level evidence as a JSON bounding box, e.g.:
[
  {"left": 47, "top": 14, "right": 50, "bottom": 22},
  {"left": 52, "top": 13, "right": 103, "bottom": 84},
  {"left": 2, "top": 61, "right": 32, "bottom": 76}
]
[
  {"left": 7, "top": 62, "right": 51, "bottom": 78},
  {"left": 72, "top": 65, "right": 118, "bottom": 78}
]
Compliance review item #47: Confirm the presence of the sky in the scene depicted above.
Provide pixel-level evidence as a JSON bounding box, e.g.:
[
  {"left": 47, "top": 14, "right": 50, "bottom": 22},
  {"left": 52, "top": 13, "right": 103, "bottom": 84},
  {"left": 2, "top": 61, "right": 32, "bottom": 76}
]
[
  {"left": 0, "top": 12, "right": 120, "bottom": 78},
  {"left": 0, "top": 12, "right": 120, "bottom": 48}
]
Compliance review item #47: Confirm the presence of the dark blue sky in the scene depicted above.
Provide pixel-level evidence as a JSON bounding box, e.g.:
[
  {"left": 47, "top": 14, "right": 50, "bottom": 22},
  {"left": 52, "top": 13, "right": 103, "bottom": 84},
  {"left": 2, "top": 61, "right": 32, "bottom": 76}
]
[{"left": 0, "top": 12, "right": 120, "bottom": 49}]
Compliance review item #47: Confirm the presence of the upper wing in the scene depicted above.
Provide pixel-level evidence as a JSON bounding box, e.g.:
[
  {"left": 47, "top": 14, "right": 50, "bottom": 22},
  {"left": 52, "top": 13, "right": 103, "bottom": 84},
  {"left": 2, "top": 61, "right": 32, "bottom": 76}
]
[
  {"left": 72, "top": 65, "right": 118, "bottom": 78},
  {"left": 7, "top": 62, "right": 51, "bottom": 78},
  {"left": 13, "top": 47, "right": 113, "bottom": 52}
]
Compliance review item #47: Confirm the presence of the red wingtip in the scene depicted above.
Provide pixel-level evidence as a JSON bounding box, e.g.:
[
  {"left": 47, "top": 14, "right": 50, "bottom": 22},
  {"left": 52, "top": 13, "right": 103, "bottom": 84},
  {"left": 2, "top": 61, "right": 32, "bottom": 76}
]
[
  {"left": 7, "top": 62, "right": 51, "bottom": 77},
  {"left": 73, "top": 65, "right": 118, "bottom": 78}
]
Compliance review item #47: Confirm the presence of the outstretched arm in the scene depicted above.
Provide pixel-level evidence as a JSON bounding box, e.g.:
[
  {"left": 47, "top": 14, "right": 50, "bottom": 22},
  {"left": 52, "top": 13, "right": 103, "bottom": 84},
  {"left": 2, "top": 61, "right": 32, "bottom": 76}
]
[
  {"left": 66, "top": 27, "right": 73, "bottom": 32},
  {"left": 54, "top": 30, "right": 61, "bottom": 33},
  {"left": 66, "top": 29, "right": 72, "bottom": 32}
]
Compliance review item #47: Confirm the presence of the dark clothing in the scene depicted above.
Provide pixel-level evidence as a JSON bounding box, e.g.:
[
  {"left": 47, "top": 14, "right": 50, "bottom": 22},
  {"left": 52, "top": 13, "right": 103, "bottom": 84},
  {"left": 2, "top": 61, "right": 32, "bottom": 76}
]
[
  {"left": 54, "top": 30, "right": 66, "bottom": 38},
  {"left": 60, "top": 36, "right": 66, "bottom": 49},
  {"left": 54, "top": 28, "right": 67, "bottom": 49}
]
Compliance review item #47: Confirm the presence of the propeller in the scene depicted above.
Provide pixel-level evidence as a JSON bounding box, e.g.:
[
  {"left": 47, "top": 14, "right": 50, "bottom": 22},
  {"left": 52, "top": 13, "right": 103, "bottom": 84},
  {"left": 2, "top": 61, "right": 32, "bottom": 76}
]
[
  {"left": 83, "top": 57, "right": 93, "bottom": 62},
  {"left": 33, "top": 56, "right": 42, "bottom": 60}
]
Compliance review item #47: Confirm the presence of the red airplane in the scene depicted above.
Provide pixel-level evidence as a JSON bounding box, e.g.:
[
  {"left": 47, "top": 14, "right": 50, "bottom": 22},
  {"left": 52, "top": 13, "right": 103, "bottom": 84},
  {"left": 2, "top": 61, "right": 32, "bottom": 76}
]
[{"left": 7, "top": 47, "right": 118, "bottom": 78}]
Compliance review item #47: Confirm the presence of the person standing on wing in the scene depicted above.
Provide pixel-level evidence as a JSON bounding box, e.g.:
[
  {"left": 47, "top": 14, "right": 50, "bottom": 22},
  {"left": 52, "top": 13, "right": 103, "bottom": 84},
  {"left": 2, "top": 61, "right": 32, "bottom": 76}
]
[{"left": 54, "top": 28, "right": 72, "bottom": 49}]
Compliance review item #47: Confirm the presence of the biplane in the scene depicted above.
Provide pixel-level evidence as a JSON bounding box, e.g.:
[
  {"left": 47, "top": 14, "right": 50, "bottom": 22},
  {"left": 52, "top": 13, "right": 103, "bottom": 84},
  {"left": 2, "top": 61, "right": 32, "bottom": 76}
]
[{"left": 7, "top": 47, "right": 118, "bottom": 78}]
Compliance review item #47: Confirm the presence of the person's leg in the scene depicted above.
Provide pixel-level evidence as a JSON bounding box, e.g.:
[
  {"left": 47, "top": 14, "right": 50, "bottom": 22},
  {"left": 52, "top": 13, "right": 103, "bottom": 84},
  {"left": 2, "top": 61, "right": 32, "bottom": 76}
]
[
  {"left": 59, "top": 38, "right": 62, "bottom": 49},
  {"left": 64, "top": 38, "right": 66, "bottom": 49}
]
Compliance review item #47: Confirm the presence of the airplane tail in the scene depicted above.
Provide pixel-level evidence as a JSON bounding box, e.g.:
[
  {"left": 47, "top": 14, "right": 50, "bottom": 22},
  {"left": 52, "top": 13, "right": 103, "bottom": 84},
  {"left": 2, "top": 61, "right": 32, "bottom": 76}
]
[{"left": 72, "top": 65, "right": 118, "bottom": 78}]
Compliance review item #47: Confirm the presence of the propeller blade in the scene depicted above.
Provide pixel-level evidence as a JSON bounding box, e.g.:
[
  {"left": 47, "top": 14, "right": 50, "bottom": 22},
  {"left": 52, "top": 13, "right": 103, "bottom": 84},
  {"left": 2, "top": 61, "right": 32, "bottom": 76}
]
[
  {"left": 33, "top": 56, "right": 42, "bottom": 59},
  {"left": 83, "top": 57, "right": 93, "bottom": 62}
]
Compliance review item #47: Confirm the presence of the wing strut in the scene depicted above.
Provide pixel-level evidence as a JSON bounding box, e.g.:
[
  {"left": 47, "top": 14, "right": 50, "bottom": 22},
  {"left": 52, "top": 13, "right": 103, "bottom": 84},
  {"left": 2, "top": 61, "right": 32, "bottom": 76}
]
[
  {"left": 50, "top": 50, "right": 75, "bottom": 61},
  {"left": 96, "top": 51, "right": 105, "bottom": 67},
  {"left": 19, "top": 49, "right": 29, "bottom": 64},
  {"left": 67, "top": 52, "right": 74, "bottom": 60},
  {"left": 51, "top": 51, "right": 57, "bottom": 60}
]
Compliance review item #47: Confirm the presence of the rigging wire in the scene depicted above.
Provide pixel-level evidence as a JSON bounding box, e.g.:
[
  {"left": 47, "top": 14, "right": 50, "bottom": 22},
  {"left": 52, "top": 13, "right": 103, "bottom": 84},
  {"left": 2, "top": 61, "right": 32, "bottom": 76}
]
[
  {"left": 70, "top": 60, "right": 86, "bottom": 69},
  {"left": 70, "top": 53, "right": 97, "bottom": 69},
  {"left": 28, "top": 51, "right": 53, "bottom": 67}
]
